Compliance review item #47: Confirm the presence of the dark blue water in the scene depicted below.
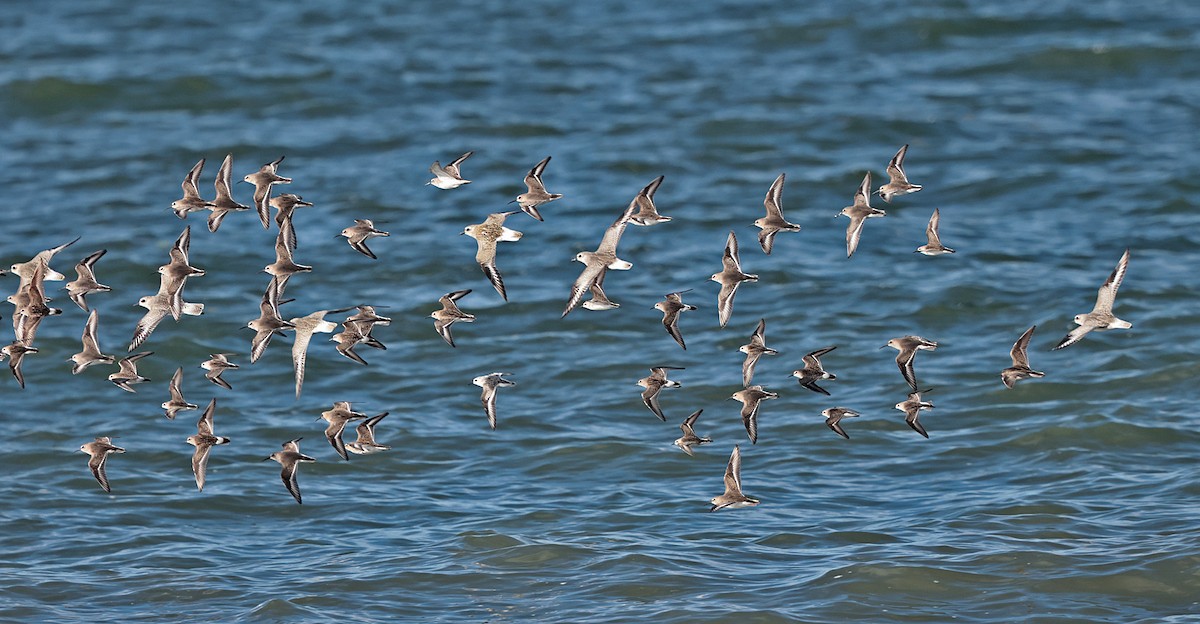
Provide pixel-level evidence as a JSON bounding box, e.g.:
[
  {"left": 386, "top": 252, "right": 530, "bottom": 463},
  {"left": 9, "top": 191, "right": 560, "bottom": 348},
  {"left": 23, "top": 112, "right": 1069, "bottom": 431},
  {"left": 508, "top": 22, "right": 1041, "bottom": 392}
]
[{"left": 1, "top": 1, "right": 1198, "bottom": 622}]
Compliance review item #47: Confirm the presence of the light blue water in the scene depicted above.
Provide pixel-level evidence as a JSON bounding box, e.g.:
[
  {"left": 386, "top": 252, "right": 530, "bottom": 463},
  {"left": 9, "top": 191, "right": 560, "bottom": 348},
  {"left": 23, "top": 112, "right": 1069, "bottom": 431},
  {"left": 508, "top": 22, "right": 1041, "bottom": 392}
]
[{"left": 1, "top": 1, "right": 1198, "bottom": 622}]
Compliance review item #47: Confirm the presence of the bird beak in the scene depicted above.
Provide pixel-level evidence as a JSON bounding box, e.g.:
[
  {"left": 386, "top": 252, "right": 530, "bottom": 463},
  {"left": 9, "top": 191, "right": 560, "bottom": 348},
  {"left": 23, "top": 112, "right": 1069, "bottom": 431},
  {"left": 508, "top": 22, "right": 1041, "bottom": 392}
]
[
  {"left": 879, "top": 345, "right": 888, "bottom": 349},
  {"left": 507, "top": 199, "right": 516, "bottom": 205},
  {"left": 261, "top": 456, "right": 272, "bottom": 461}
]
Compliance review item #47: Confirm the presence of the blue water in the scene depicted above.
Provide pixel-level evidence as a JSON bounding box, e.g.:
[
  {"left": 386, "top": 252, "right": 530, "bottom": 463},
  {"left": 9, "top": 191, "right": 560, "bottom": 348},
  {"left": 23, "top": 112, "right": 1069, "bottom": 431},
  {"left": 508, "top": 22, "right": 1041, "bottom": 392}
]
[{"left": 1, "top": 1, "right": 1198, "bottom": 622}]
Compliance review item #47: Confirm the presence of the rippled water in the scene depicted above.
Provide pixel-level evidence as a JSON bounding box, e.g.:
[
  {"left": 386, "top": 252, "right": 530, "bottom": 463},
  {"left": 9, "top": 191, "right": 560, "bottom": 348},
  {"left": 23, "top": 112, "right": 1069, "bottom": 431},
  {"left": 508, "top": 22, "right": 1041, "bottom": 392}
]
[{"left": 1, "top": 1, "right": 1198, "bottom": 622}]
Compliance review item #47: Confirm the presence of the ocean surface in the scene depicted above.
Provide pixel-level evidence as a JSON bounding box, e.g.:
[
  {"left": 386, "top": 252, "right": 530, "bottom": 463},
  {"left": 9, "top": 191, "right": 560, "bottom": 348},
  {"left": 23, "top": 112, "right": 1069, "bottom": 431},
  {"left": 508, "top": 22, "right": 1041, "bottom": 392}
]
[{"left": 1, "top": 1, "right": 1198, "bottom": 622}]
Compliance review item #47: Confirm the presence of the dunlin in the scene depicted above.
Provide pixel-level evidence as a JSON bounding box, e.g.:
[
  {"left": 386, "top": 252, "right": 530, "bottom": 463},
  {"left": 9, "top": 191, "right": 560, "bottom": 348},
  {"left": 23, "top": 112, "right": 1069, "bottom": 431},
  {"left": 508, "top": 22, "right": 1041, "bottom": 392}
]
[
  {"left": 243, "top": 155, "right": 290, "bottom": 229},
  {"left": 346, "top": 412, "right": 391, "bottom": 455},
  {"left": 674, "top": 409, "right": 712, "bottom": 457},
  {"left": 3, "top": 342, "right": 37, "bottom": 389},
  {"left": 629, "top": 175, "right": 671, "bottom": 226},
  {"left": 320, "top": 401, "right": 367, "bottom": 461},
  {"left": 462, "top": 211, "right": 522, "bottom": 301},
  {"left": 200, "top": 353, "right": 238, "bottom": 390},
  {"left": 265, "top": 218, "right": 312, "bottom": 283},
  {"left": 877, "top": 144, "right": 923, "bottom": 202},
  {"left": 739, "top": 318, "right": 778, "bottom": 387},
  {"left": 472, "top": 371, "right": 515, "bottom": 430},
  {"left": 9, "top": 236, "right": 78, "bottom": 284},
  {"left": 512, "top": 156, "right": 561, "bottom": 221},
  {"left": 791, "top": 346, "right": 838, "bottom": 396},
  {"left": 161, "top": 366, "right": 198, "bottom": 420},
  {"left": 915, "top": 208, "right": 955, "bottom": 255},
  {"left": 247, "top": 277, "right": 294, "bottom": 363},
  {"left": 732, "top": 385, "right": 778, "bottom": 444},
  {"left": 69, "top": 309, "right": 114, "bottom": 375},
  {"left": 654, "top": 290, "right": 696, "bottom": 350},
  {"left": 562, "top": 200, "right": 638, "bottom": 317},
  {"left": 894, "top": 389, "right": 934, "bottom": 438},
  {"left": 431, "top": 289, "right": 475, "bottom": 347},
  {"left": 80, "top": 436, "right": 124, "bottom": 493},
  {"left": 270, "top": 194, "right": 313, "bottom": 251},
  {"left": 1002, "top": 325, "right": 1045, "bottom": 388},
  {"left": 208, "top": 154, "right": 250, "bottom": 233},
  {"left": 710, "top": 231, "right": 758, "bottom": 328},
  {"left": 286, "top": 308, "right": 352, "bottom": 398},
  {"left": 428, "top": 151, "right": 474, "bottom": 189},
  {"left": 581, "top": 269, "right": 621, "bottom": 311},
  {"left": 64, "top": 249, "right": 111, "bottom": 312},
  {"left": 159, "top": 226, "right": 206, "bottom": 321},
  {"left": 171, "top": 158, "right": 213, "bottom": 219},
  {"left": 339, "top": 219, "right": 390, "bottom": 260},
  {"left": 1053, "top": 249, "right": 1132, "bottom": 350},
  {"left": 637, "top": 366, "right": 684, "bottom": 422},
  {"left": 108, "top": 351, "right": 153, "bottom": 393},
  {"left": 187, "top": 398, "right": 230, "bottom": 492},
  {"left": 884, "top": 335, "right": 938, "bottom": 391},
  {"left": 754, "top": 173, "right": 801, "bottom": 254},
  {"left": 838, "top": 172, "right": 886, "bottom": 258},
  {"left": 710, "top": 445, "right": 759, "bottom": 512},
  {"left": 130, "top": 284, "right": 205, "bottom": 352},
  {"left": 264, "top": 438, "right": 316, "bottom": 504},
  {"left": 821, "top": 407, "right": 860, "bottom": 439}
]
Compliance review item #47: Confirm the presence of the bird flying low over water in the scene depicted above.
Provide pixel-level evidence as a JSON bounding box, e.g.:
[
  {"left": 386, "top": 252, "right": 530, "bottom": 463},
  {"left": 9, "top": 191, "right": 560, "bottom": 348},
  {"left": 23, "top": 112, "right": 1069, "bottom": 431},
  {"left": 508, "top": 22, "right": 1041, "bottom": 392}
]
[
  {"left": 822, "top": 407, "right": 860, "bottom": 440},
  {"left": 462, "top": 212, "right": 522, "bottom": 301},
  {"left": 428, "top": 151, "right": 474, "bottom": 189},
  {"left": 430, "top": 289, "right": 475, "bottom": 347},
  {"left": 838, "top": 172, "right": 886, "bottom": 259},
  {"left": 562, "top": 200, "right": 637, "bottom": 318},
  {"left": 243, "top": 155, "right": 290, "bottom": 229},
  {"left": 654, "top": 290, "right": 696, "bottom": 350},
  {"left": 629, "top": 175, "right": 671, "bottom": 226},
  {"left": 674, "top": 409, "right": 712, "bottom": 457},
  {"left": 710, "top": 445, "right": 759, "bottom": 512},
  {"left": 473, "top": 372, "right": 515, "bottom": 430},
  {"left": 791, "top": 346, "right": 838, "bottom": 396},
  {"left": 711, "top": 231, "right": 757, "bottom": 328},
  {"left": 264, "top": 438, "right": 316, "bottom": 504},
  {"left": 637, "top": 366, "right": 684, "bottom": 422},
  {"left": 80, "top": 436, "right": 125, "bottom": 493},
  {"left": 1053, "top": 249, "right": 1132, "bottom": 350},
  {"left": 753, "top": 173, "right": 801, "bottom": 254},
  {"left": 883, "top": 335, "right": 938, "bottom": 392},
  {"left": 512, "top": 156, "right": 561, "bottom": 221},
  {"left": 877, "top": 144, "right": 923, "bottom": 202},
  {"left": 1002, "top": 325, "right": 1045, "bottom": 388}
]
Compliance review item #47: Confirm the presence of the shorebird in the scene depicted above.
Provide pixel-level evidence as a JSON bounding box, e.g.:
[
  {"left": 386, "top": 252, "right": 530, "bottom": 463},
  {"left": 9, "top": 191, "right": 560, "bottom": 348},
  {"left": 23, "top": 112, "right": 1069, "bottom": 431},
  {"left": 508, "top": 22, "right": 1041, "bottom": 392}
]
[
  {"left": 64, "top": 249, "right": 111, "bottom": 311},
  {"left": 431, "top": 289, "right": 475, "bottom": 347},
  {"left": 674, "top": 409, "right": 712, "bottom": 457},
  {"left": 637, "top": 366, "right": 683, "bottom": 422},
  {"left": 200, "top": 353, "right": 238, "bottom": 390},
  {"left": 1002, "top": 325, "right": 1045, "bottom": 388},
  {"left": 710, "top": 445, "right": 759, "bottom": 512},
  {"left": 80, "top": 436, "right": 125, "bottom": 493},
  {"left": 738, "top": 318, "right": 778, "bottom": 387},
  {"left": 462, "top": 211, "right": 522, "bottom": 301},
  {"left": 915, "top": 208, "right": 955, "bottom": 255},
  {"left": 171, "top": 158, "right": 213, "bottom": 219},
  {"left": 265, "top": 218, "right": 312, "bottom": 285},
  {"left": 208, "top": 153, "right": 250, "bottom": 232},
  {"left": 328, "top": 322, "right": 376, "bottom": 366},
  {"left": 319, "top": 401, "right": 367, "bottom": 461},
  {"left": 653, "top": 290, "right": 696, "bottom": 350},
  {"left": 562, "top": 200, "right": 638, "bottom": 318},
  {"left": 3, "top": 342, "right": 37, "bottom": 389},
  {"left": 895, "top": 389, "right": 934, "bottom": 438},
  {"left": 472, "top": 371, "right": 515, "bottom": 430},
  {"left": 264, "top": 438, "right": 316, "bottom": 504},
  {"left": 877, "top": 144, "right": 923, "bottom": 202},
  {"left": 286, "top": 307, "right": 352, "bottom": 398},
  {"left": 711, "top": 231, "right": 758, "bottom": 328},
  {"left": 339, "top": 219, "right": 390, "bottom": 260},
  {"left": 161, "top": 367, "right": 198, "bottom": 420},
  {"left": 581, "top": 268, "right": 621, "bottom": 311},
  {"left": 243, "top": 155, "right": 290, "bottom": 229},
  {"left": 883, "top": 335, "right": 938, "bottom": 391},
  {"left": 1053, "top": 249, "right": 1132, "bottom": 350},
  {"left": 428, "top": 151, "right": 474, "bottom": 189},
  {"left": 69, "top": 309, "right": 114, "bottom": 375},
  {"left": 821, "top": 407, "right": 860, "bottom": 440},
  {"left": 511, "top": 155, "right": 561, "bottom": 221},
  {"left": 838, "top": 172, "right": 886, "bottom": 258},
  {"left": 10, "top": 236, "right": 79, "bottom": 284},
  {"left": 346, "top": 412, "right": 391, "bottom": 455},
  {"left": 108, "top": 351, "right": 153, "bottom": 393},
  {"left": 270, "top": 194, "right": 313, "bottom": 251},
  {"left": 129, "top": 286, "right": 205, "bottom": 352},
  {"left": 159, "top": 225, "right": 206, "bottom": 321},
  {"left": 629, "top": 175, "right": 671, "bottom": 226},
  {"left": 732, "top": 385, "right": 778, "bottom": 444},
  {"left": 754, "top": 173, "right": 801, "bottom": 254},
  {"left": 9, "top": 263, "right": 61, "bottom": 346},
  {"left": 247, "top": 277, "right": 294, "bottom": 363},
  {"left": 186, "top": 398, "right": 230, "bottom": 492},
  {"left": 791, "top": 346, "right": 838, "bottom": 396}
]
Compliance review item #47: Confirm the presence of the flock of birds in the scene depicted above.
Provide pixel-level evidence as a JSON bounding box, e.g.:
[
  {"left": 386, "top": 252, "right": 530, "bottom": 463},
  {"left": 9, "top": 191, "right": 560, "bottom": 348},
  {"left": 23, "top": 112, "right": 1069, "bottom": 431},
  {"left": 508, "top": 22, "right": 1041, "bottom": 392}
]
[{"left": 5, "top": 145, "right": 1133, "bottom": 508}]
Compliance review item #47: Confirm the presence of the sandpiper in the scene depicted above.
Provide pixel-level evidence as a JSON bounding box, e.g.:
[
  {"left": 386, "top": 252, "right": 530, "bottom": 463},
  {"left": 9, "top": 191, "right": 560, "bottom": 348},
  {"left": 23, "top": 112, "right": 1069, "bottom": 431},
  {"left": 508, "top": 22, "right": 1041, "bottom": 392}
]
[
  {"left": 732, "top": 385, "right": 778, "bottom": 444},
  {"left": 3, "top": 342, "right": 37, "bottom": 389},
  {"left": 243, "top": 155, "right": 290, "bottom": 229},
  {"left": 562, "top": 200, "right": 638, "bottom": 318},
  {"left": 472, "top": 371, "right": 515, "bottom": 430},
  {"left": 171, "top": 158, "right": 213, "bottom": 219},
  {"left": 130, "top": 284, "right": 205, "bottom": 352},
  {"left": 877, "top": 144, "right": 923, "bottom": 202},
  {"left": 754, "top": 173, "right": 801, "bottom": 254},
  {"left": 264, "top": 438, "right": 316, "bottom": 504},
  {"left": 1002, "top": 325, "right": 1045, "bottom": 388},
  {"left": 340, "top": 219, "right": 390, "bottom": 260},
  {"left": 637, "top": 366, "right": 684, "bottom": 422},
  {"left": 915, "top": 208, "right": 955, "bottom": 255},
  {"left": 187, "top": 398, "right": 230, "bottom": 492},
  {"left": 320, "top": 401, "right": 367, "bottom": 461},
  {"left": 270, "top": 194, "right": 313, "bottom": 251},
  {"left": 512, "top": 156, "right": 561, "bottom": 221},
  {"left": 884, "top": 335, "right": 938, "bottom": 391},
  {"left": 428, "top": 151, "right": 474, "bottom": 189},
  {"left": 1053, "top": 249, "right": 1132, "bottom": 350},
  {"left": 247, "top": 277, "right": 294, "bottom": 363},
  {"left": 159, "top": 225, "right": 206, "bottom": 321},
  {"left": 346, "top": 412, "right": 391, "bottom": 455},
  {"left": 161, "top": 367, "right": 198, "bottom": 420},
  {"left": 894, "top": 389, "right": 934, "bottom": 438},
  {"left": 265, "top": 219, "right": 312, "bottom": 289},
  {"left": 80, "top": 436, "right": 125, "bottom": 493},
  {"left": 821, "top": 407, "right": 860, "bottom": 440},
  {"left": 200, "top": 353, "right": 238, "bottom": 390},
  {"left": 711, "top": 231, "right": 758, "bottom": 328},
  {"left": 629, "top": 175, "right": 671, "bottom": 226},
  {"left": 69, "top": 309, "right": 114, "bottom": 375},
  {"left": 791, "top": 346, "right": 838, "bottom": 396},
  {"left": 674, "top": 409, "right": 712, "bottom": 457},
  {"left": 431, "top": 289, "right": 475, "bottom": 347},
  {"left": 739, "top": 318, "right": 778, "bottom": 387},
  {"left": 64, "top": 249, "right": 111, "bottom": 312},
  {"left": 9, "top": 236, "right": 78, "bottom": 284},
  {"left": 654, "top": 290, "right": 696, "bottom": 350},
  {"left": 208, "top": 153, "right": 250, "bottom": 233},
  {"left": 462, "top": 211, "right": 522, "bottom": 301},
  {"left": 838, "top": 172, "right": 886, "bottom": 258},
  {"left": 108, "top": 351, "right": 153, "bottom": 393},
  {"left": 710, "top": 445, "right": 759, "bottom": 512},
  {"left": 581, "top": 269, "right": 621, "bottom": 311},
  {"left": 286, "top": 307, "right": 352, "bottom": 398}
]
